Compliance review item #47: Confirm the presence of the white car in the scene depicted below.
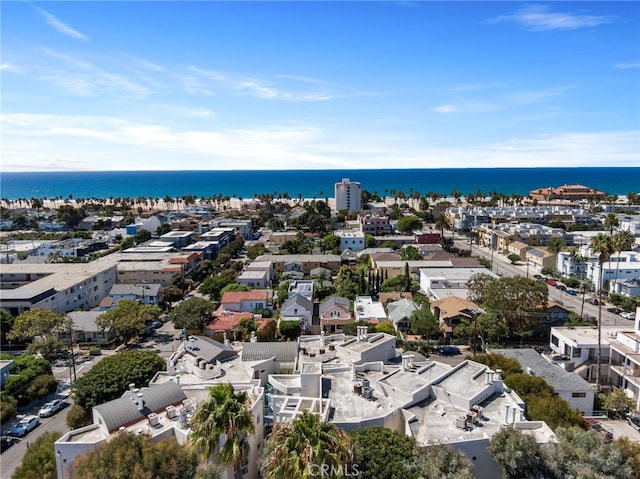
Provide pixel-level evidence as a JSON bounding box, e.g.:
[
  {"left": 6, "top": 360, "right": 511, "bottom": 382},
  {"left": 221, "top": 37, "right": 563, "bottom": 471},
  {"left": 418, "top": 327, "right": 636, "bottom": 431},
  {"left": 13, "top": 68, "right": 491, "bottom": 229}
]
[
  {"left": 38, "top": 399, "right": 64, "bottom": 417},
  {"left": 620, "top": 311, "right": 636, "bottom": 320}
]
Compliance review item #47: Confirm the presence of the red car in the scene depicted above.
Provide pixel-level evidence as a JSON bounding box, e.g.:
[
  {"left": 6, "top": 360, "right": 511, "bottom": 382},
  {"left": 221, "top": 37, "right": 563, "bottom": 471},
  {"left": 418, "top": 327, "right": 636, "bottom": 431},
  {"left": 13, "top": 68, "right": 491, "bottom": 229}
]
[{"left": 546, "top": 279, "right": 557, "bottom": 287}]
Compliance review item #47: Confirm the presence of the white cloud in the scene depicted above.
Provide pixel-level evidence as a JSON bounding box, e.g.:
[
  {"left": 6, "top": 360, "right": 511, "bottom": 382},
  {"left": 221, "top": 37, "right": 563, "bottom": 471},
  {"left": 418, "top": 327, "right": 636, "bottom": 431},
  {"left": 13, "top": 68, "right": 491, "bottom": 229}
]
[
  {"left": 433, "top": 104, "right": 458, "bottom": 113},
  {"left": 33, "top": 5, "right": 89, "bottom": 41},
  {"left": 2, "top": 113, "right": 637, "bottom": 171},
  {"left": 615, "top": 62, "right": 640, "bottom": 69},
  {"left": 487, "top": 5, "right": 613, "bottom": 31}
]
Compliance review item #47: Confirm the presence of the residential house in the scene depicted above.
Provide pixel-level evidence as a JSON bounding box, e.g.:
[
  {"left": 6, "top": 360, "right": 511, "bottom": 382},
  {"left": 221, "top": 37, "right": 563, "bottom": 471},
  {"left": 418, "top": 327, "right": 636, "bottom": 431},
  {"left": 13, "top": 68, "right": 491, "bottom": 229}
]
[
  {"left": 280, "top": 295, "right": 314, "bottom": 333},
  {"left": 254, "top": 254, "right": 342, "bottom": 276},
  {"left": 287, "top": 280, "right": 314, "bottom": 301},
  {"left": 206, "top": 308, "right": 255, "bottom": 341},
  {"left": 319, "top": 296, "right": 352, "bottom": 333},
  {"left": 358, "top": 213, "right": 392, "bottom": 235},
  {"left": 354, "top": 296, "right": 387, "bottom": 323},
  {"left": 608, "top": 310, "right": 640, "bottom": 410},
  {"left": 220, "top": 290, "right": 269, "bottom": 313},
  {"left": 103, "top": 283, "right": 161, "bottom": 307},
  {"left": 493, "top": 348, "right": 595, "bottom": 414},
  {"left": 386, "top": 298, "right": 419, "bottom": 334},
  {"left": 431, "top": 296, "right": 480, "bottom": 338},
  {"left": 65, "top": 311, "right": 115, "bottom": 343}
]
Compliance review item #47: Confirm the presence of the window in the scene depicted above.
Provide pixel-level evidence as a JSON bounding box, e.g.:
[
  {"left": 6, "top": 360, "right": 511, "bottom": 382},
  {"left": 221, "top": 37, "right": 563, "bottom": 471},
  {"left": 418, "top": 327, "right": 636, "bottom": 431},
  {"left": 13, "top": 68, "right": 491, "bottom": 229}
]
[
  {"left": 551, "top": 335, "right": 559, "bottom": 346},
  {"left": 572, "top": 392, "right": 586, "bottom": 398}
]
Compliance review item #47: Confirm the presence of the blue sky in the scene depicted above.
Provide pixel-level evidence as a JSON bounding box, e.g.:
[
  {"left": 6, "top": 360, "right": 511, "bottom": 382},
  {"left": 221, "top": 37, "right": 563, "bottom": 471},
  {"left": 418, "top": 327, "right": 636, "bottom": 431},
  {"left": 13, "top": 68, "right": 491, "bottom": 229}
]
[{"left": 1, "top": 1, "right": 638, "bottom": 171}]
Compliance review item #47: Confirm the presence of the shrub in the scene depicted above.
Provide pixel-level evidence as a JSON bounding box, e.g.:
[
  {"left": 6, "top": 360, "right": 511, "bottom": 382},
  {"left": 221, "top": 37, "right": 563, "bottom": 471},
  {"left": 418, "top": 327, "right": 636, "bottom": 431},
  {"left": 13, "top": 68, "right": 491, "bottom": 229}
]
[
  {"left": 26, "top": 374, "right": 57, "bottom": 400},
  {"left": 89, "top": 347, "right": 101, "bottom": 356},
  {"left": 0, "top": 393, "right": 17, "bottom": 424},
  {"left": 66, "top": 404, "right": 92, "bottom": 429},
  {"left": 279, "top": 320, "right": 301, "bottom": 340}
]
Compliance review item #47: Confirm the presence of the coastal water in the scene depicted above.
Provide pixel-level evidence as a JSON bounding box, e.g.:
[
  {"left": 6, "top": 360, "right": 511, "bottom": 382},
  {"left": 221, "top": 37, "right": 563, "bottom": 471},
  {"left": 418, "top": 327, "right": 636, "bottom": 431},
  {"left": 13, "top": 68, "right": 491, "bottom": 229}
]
[{"left": 0, "top": 167, "right": 637, "bottom": 201}]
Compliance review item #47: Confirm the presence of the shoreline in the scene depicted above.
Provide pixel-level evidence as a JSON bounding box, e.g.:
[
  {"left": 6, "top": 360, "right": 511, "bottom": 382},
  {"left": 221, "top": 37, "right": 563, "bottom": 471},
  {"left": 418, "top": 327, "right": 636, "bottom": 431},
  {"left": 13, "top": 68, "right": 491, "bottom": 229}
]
[{"left": 0, "top": 194, "right": 629, "bottom": 214}]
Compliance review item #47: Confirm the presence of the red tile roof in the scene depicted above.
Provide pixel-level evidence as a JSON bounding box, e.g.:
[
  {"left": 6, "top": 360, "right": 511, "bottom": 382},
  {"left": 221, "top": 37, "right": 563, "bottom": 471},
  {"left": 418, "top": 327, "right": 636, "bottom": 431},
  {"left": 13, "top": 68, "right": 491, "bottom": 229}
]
[{"left": 221, "top": 290, "right": 269, "bottom": 303}]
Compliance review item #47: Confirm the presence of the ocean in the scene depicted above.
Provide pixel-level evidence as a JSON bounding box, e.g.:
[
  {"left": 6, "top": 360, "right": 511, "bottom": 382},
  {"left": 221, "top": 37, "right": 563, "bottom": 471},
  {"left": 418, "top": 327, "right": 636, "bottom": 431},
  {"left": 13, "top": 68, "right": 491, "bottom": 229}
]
[{"left": 0, "top": 167, "right": 638, "bottom": 201}]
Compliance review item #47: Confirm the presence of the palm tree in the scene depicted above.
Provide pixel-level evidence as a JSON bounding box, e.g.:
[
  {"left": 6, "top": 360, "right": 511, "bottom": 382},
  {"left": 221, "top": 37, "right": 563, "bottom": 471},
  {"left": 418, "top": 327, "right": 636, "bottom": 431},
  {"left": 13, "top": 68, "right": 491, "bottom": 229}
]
[
  {"left": 190, "top": 383, "right": 255, "bottom": 477},
  {"left": 260, "top": 411, "right": 351, "bottom": 479},
  {"left": 435, "top": 213, "right": 452, "bottom": 239},
  {"left": 589, "top": 233, "right": 614, "bottom": 392},
  {"left": 604, "top": 213, "right": 619, "bottom": 235}
]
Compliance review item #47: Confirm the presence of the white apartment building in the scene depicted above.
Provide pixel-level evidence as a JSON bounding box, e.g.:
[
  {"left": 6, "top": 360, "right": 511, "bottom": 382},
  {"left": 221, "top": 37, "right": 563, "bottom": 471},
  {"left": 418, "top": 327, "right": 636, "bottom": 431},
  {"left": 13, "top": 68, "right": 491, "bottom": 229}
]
[
  {"left": 335, "top": 178, "right": 361, "bottom": 212},
  {"left": 335, "top": 230, "right": 365, "bottom": 252},
  {"left": 557, "top": 245, "right": 640, "bottom": 293}
]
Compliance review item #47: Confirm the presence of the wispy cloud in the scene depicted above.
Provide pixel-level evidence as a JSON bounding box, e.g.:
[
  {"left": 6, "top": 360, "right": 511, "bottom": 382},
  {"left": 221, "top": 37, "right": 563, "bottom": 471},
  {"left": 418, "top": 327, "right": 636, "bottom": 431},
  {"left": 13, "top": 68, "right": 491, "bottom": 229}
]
[
  {"left": 187, "top": 66, "right": 346, "bottom": 102},
  {"left": 433, "top": 104, "right": 458, "bottom": 113},
  {"left": 615, "top": 62, "right": 640, "bottom": 69},
  {"left": 487, "top": 5, "right": 614, "bottom": 31},
  {"left": 508, "top": 85, "right": 575, "bottom": 105},
  {"left": 32, "top": 5, "right": 89, "bottom": 41},
  {"left": 40, "top": 49, "right": 151, "bottom": 98}
]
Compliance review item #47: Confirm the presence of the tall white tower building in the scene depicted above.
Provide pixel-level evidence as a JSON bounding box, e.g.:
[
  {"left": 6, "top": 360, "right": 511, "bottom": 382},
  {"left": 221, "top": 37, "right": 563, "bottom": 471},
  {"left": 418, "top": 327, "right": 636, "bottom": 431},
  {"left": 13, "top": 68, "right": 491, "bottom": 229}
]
[{"left": 334, "top": 178, "right": 361, "bottom": 212}]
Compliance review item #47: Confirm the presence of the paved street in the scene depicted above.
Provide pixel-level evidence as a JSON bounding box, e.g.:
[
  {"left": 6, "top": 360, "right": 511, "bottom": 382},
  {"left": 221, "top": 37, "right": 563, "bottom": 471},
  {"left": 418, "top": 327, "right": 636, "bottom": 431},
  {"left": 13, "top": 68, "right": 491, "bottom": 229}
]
[
  {"left": 0, "top": 320, "right": 182, "bottom": 479},
  {"left": 454, "top": 236, "right": 631, "bottom": 329}
]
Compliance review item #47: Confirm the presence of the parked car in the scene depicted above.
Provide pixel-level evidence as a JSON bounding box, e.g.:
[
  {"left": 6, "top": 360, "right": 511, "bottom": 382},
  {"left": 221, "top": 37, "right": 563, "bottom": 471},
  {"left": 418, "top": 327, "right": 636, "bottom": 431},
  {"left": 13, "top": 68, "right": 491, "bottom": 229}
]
[
  {"left": 546, "top": 279, "right": 557, "bottom": 287},
  {"left": 556, "top": 284, "right": 567, "bottom": 291},
  {"left": 38, "top": 399, "right": 64, "bottom": 417},
  {"left": 627, "top": 414, "right": 640, "bottom": 431},
  {"left": 585, "top": 297, "right": 599, "bottom": 305},
  {"left": 620, "top": 311, "right": 636, "bottom": 320},
  {"left": 438, "top": 346, "right": 461, "bottom": 356},
  {"left": 584, "top": 418, "right": 613, "bottom": 441},
  {"left": 566, "top": 289, "right": 577, "bottom": 296},
  {"left": 533, "top": 274, "right": 544, "bottom": 280},
  {"left": 9, "top": 416, "right": 39, "bottom": 437},
  {"left": 607, "top": 307, "right": 623, "bottom": 315},
  {"left": 151, "top": 320, "right": 163, "bottom": 329}
]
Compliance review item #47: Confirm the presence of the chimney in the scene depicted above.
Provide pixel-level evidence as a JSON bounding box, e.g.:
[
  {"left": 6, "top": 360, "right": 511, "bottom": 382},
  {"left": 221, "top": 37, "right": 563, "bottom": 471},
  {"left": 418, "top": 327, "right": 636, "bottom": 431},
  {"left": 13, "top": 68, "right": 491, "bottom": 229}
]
[
  {"left": 408, "top": 354, "right": 414, "bottom": 368},
  {"left": 504, "top": 404, "right": 511, "bottom": 424},
  {"left": 175, "top": 374, "right": 180, "bottom": 386},
  {"left": 511, "top": 407, "right": 517, "bottom": 425},
  {"left": 129, "top": 383, "right": 136, "bottom": 400},
  {"left": 250, "top": 331, "right": 257, "bottom": 343},
  {"left": 320, "top": 331, "right": 325, "bottom": 347},
  {"left": 137, "top": 393, "right": 144, "bottom": 411},
  {"left": 223, "top": 332, "right": 230, "bottom": 347}
]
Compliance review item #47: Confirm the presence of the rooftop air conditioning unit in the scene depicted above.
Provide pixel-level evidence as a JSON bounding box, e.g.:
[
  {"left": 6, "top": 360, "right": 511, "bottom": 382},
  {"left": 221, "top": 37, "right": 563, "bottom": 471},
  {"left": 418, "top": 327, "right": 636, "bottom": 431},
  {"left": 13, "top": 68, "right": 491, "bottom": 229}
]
[
  {"left": 147, "top": 413, "right": 159, "bottom": 427},
  {"left": 166, "top": 405, "right": 177, "bottom": 419}
]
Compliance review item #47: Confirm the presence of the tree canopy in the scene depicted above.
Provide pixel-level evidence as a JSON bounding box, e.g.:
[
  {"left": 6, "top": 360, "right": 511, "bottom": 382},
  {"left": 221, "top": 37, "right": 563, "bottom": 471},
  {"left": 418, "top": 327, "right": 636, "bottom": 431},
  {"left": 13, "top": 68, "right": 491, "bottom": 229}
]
[
  {"left": 396, "top": 215, "right": 422, "bottom": 234},
  {"left": 168, "top": 297, "right": 215, "bottom": 330},
  {"left": 8, "top": 308, "right": 72, "bottom": 357},
  {"left": 469, "top": 275, "right": 548, "bottom": 342},
  {"left": 96, "top": 300, "right": 161, "bottom": 341},
  {"left": 12, "top": 431, "right": 62, "bottom": 479},
  {"left": 72, "top": 432, "right": 200, "bottom": 479},
  {"left": 409, "top": 307, "right": 440, "bottom": 338},
  {"left": 72, "top": 350, "right": 165, "bottom": 409}
]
